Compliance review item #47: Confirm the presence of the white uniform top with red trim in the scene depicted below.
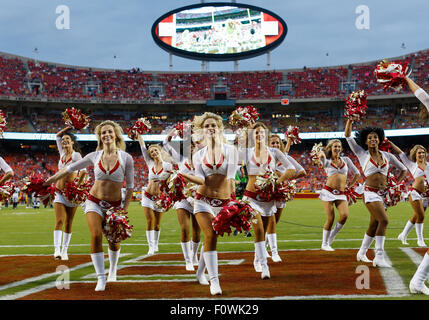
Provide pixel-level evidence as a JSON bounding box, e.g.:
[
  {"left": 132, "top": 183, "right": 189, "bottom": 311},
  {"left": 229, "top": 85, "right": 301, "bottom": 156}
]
[
  {"left": 140, "top": 143, "right": 172, "bottom": 181},
  {"left": 193, "top": 143, "right": 237, "bottom": 180},
  {"left": 56, "top": 136, "right": 84, "bottom": 171},
  {"left": 239, "top": 147, "right": 294, "bottom": 176},
  {"left": 346, "top": 137, "right": 406, "bottom": 177},
  {"left": 320, "top": 156, "right": 360, "bottom": 177},
  {"left": 399, "top": 152, "right": 427, "bottom": 179},
  {"left": 66, "top": 150, "right": 134, "bottom": 189}
]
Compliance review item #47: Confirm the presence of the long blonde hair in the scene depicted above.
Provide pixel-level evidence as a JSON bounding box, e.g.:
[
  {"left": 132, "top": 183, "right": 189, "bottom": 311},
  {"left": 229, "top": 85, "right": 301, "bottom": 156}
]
[
  {"left": 192, "top": 112, "right": 225, "bottom": 144},
  {"left": 268, "top": 134, "right": 285, "bottom": 153},
  {"left": 95, "top": 120, "right": 126, "bottom": 151},
  {"left": 324, "top": 139, "right": 342, "bottom": 159},
  {"left": 410, "top": 144, "right": 427, "bottom": 162},
  {"left": 246, "top": 122, "right": 269, "bottom": 148}
]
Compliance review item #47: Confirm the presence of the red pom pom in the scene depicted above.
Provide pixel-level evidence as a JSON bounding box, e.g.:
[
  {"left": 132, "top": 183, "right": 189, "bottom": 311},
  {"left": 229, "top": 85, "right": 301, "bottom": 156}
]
[
  {"left": 22, "top": 174, "right": 56, "bottom": 206},
  {"left": 102, "top": 207, "right": 133, "bottom": 243},
  {"left": 344, "top": 90, "right": 368, "bottom": 121},
  {"left": 212, "top": 199, "right": 256, "bottom": 236},
  {"left": 173, "top": 120, "right": 192, "bottom": 139},
  {"left": 379, "top": 138, "right": 391, "bottom": 152},
  {"left": 345, "top": 186, "right": 360, "bottom": 206},
  {"left": 125, "top": 118, "right": 151, "bottom": 140},
  {"left": 62, "top": 107, "right": 90, "bottom": 130},
  {"left": 228, "top": 105, "right": 260, "bottom": 130},
  {"left": 285, "top": 126, "right": 302, "bottom": 145},
  {"left": 160, "top": 170, "right": 186, "bottom": 203},
  {"left": 154, "top": 193, "right": 173, "bottom": 212},
  {"left": 385, "top": 172, "right": 406, "bottom": 207},
  {"left": 63, "top": 179, "right": 92, "bottom": 204},
  {"left": 374, "top": 60, "right": 410, "bottom": 92}
]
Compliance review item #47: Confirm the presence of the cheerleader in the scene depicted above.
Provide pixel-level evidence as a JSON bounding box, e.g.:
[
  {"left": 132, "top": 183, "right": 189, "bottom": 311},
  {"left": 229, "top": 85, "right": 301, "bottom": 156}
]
[
  {"left": 345, "top": 119, "right": 407, "bottom": 267},
  {"left": 138, "top": 134, "right": 173, "bottom": 255},
  {"left": 180, "top": 112, "right": 238, "bottom": 296},
  {"left": 0, "top": 157, "right": 14, "bottom": 205},
  {"left": 163, "top": 129, "right": 201, "bottom": 271},
  {"left": 317, "top": 139, "right": 360, "bottom": 251},
  {"left": 52, "top": 127, "right": 87, "bottom": 260},
  {"left": 44, "top": 120, "right": 134, "bottom": 291},
  {"left": 239, "top": 123, "right": 295, "bottom": 272},
  {"left": 390, "top": 141, "right": 428, "bottom": 246}
]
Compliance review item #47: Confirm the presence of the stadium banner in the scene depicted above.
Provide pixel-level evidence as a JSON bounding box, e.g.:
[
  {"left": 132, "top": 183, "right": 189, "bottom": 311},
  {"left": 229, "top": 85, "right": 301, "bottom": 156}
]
[{"left": 3, "top": 128, "right": 429, "bottom": 142}]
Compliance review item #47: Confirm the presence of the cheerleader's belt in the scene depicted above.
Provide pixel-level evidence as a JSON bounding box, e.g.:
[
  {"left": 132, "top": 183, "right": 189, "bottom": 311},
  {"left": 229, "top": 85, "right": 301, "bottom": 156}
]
[
  {"left": 195, "top": 193, "right": 230, "bottom": 207},
  {"left": 323, "top": 185, "right": 345, "bottom": 195},
  {"left": 243, "top": 190, "right": 272, "bottom": 202},
  {"left": 364, "top": 186, "right": 388, "bottom": 197},
  {"left": 144, "top": 191, "right": 158, "bottom": 202},
  {"left": 87, "top": 194, "right": 121, "bottom": 209}
]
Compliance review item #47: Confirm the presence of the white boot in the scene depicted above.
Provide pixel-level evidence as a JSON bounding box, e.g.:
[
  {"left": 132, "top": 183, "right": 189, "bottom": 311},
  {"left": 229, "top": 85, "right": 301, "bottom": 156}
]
[
  {"left": 107, "top": 248, "right": 120, "bottom": 282},
  {"left": 357, "top": 233, "right": 374, "bottom": 263},
  {"left": 191, "top": 241, "right": 200, "bottom": 266},
  {"left": 61, "top": 232, "right": 72, "bottom": 261},
  {"left": 410, "top": 253, "right": 429, "bottom": 295},
  {"left": 373, "top": 236, "right": 391, "bottom": 268},
  {"left": 253, "top": 251, "right": 262, "bottom": 272},
  {"left": 54, "top": 230, "right": 63, "bottom": 259},
  {"left": 416, "top": 223, "right": 426, "bottom": 247},
  {"left": 181, "top": 241, "right": 194, "bottom": 271},
  {"left": 328, "top": 222, "right": 344, "bottom": 246},
  {"left": 255, "top": 241, "right": 270, "bottom": 279},
  {"left": 154, "top": 229, "right": 160, "bottom": 252},
  {"left": 264, "top": 233, "right": 271, "bottom": 258},
  {"left": 91, "top": 252, "right": 106, "bottom": 291},
  {"left": 267, "top": 233, "right": 282, "bottom": 261},
  {"left": 204, "top": 251, "right": 222, "bottom": 295},
  {"left": 196, "top": 245, "right": 209, "bottom": 285},
  {"left": 146, "top": 230, "right": 155, "bottom": 255},
  {"left": 321, "top": 229, "right": 334, "bottom": 251},
  {"left": 398, "top": 221, "right": 414, "bottom": 245}
]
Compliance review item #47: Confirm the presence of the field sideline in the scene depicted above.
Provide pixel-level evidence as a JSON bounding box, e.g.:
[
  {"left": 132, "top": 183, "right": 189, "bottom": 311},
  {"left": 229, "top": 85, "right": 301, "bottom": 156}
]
[{"left": 0, "top": 199, "right": 428, "bottom": 300}]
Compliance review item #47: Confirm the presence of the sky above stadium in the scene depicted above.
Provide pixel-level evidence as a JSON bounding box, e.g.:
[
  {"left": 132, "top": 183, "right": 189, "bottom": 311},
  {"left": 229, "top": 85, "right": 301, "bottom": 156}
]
[{"left": 0, "top": 0, "right": 428, "bottom": 72}]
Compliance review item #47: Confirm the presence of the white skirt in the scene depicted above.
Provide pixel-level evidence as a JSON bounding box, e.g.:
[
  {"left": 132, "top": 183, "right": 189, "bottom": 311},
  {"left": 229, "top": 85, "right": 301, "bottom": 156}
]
[
  {"left": 141, "top": 193, "right": 164, "bottom": 212},
  {"left": 54, "top": 192, "right": 78, "bottom": 208},
  {"left": 242, "top": 196, "right": 276, "bottom": 217},
  {"left": 319, "top": 189, "right": 347, "bottom": 202},
  {"left": 409, "top": 189, "right": 429, "bottom": 207},
  {"left": 174, "top": 198, "right": 194, "bottom": 213}
]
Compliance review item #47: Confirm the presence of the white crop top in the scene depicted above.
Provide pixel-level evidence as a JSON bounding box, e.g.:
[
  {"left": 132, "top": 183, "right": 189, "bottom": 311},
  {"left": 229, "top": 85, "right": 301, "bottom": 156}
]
[
  {"left": 56, "top": 136, "right": 85, "bottom": 171},
  {"left": 140, "top": 143, "right": 173, "bottom": 181},
  {"left": 415, "top": 88, "right": 429, "bottom": 113},
  {"left": 193, "top": 143, "right": 238, "bottom": 180},
  {"left": 66, "top": 150, "right": 134, "bottom": 189},
  {"left": 163, "top": 140, "right": 194, "bottom": 175},
  {"left": 0, "top": 156, "right": 12, "bottom": 173},
  {"left": 346, "top": 137, "right": 406, "bottom": 177},
  {"left": 399, "top": 152, "right": 427, "bottom": 179},
  {"left": 320, "top": 156, "right": 360, "bottom": 177},
  {"left": 239, "top": 147, "right": 294, "bottom": 176},
  {"left": 277, "top": 153, "right": 305, "bottom": 174}
]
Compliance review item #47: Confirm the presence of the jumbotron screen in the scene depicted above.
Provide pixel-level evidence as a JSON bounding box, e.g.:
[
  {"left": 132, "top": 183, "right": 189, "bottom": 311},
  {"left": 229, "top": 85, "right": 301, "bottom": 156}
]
[{"left": 152, "top": 2, "right": 287, "bottom": 61}]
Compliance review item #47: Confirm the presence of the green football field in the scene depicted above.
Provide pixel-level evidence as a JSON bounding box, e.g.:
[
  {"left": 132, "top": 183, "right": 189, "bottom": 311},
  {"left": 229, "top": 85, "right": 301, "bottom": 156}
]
[{"left": 1, "top": 199, "right": 428, "bottom": 300}]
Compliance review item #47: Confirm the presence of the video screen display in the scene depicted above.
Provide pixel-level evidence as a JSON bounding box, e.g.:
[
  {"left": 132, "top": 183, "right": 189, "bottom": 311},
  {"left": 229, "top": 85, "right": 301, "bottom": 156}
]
[{"left": 152, "top": 3, "right": 287, "bottom": 61}]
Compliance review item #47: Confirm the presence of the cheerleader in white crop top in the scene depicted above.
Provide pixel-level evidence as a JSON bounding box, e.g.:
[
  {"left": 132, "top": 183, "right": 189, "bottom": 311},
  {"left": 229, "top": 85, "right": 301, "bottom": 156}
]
[
  {"left": 317, "top": 139, "right": 360, "bottom": 251},
  {"left": 45, "top": 120, "right": 135, "bottom": 292},
  {"left": 405, "top": 75, "right": 429, "bottom": 114},
  {"left": 239, "top": 123, "right": 296, "bottom": 277},
  {"left": 163, "top": 129, "right": 201, "bottom": 271},
  {"left": 0, "top": 156, "right": 13, "bottom": 184},
  {"left": 345, "top": 119, "right": 407, "bottom": 268},
  {"left": 52, "top": 127, "right": 87, "bottom": 261},
  {"left": 183, "top": 112, "right": 238, "bottom": 296},
  {"left": 390, "top": 142, "right": 428, "bottom": 247},
  {"left": 268, "top": 134, "right": 307, "bottom": 261},
  {"left": 138, "top": 134, "right": 173, "bottom": 256}
]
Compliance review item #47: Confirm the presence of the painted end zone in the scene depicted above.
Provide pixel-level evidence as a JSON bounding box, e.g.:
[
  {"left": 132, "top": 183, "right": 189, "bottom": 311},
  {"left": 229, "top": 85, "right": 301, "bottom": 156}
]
[{"left": 15, "top": 249, "right": 387, "bottom": 299}]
